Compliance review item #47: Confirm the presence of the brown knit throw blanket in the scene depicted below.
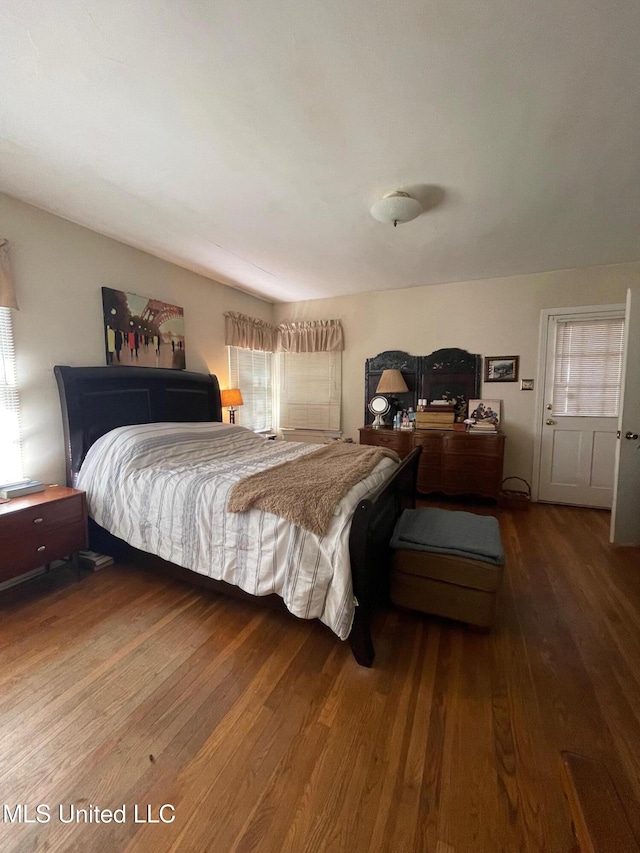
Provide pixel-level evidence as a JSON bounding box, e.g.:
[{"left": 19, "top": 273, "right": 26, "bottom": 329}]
[{"left": 228, "top": 443, "right": 399, "bottom": 536}]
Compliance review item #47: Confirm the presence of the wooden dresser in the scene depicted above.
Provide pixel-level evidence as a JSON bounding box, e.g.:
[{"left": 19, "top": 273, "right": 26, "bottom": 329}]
[
  {"left": 359, "top": 427, "right": 505, "bottom": 500},
  {"left": 0, "top": 486, "right": 88, "bottom": 585}
]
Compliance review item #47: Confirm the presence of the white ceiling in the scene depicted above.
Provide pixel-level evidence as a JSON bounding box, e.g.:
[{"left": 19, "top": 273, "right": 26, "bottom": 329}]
[{"left": 1, "top": 1, "right": 639, "bottom": 303}]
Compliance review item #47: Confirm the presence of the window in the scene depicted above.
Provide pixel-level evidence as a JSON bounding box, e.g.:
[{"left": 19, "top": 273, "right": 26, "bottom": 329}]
[
  {"left": 553, "top": 316, "right": 625, "bottom": 416},
  {"left": 228, "top": 346, "right": 273, "bottom": 432},
  {"left": 278, "top": 351, "right": 341, "bottom": 430},
  {"left": 0, "top": 307, "right": 23, "bottom": 482}
]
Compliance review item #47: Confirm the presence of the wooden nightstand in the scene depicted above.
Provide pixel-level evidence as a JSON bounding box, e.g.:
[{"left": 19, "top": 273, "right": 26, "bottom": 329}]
[{"left": 0, "top": 486, "right": 88, "bottom": 585}]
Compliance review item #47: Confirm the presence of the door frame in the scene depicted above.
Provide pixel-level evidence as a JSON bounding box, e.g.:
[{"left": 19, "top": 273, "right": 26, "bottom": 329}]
[
  {"left": 611, "top": 287, "right": 640, "bottom": 545},
  {"left": 531, "top": 303, "right": 625, "bottom": 502}
]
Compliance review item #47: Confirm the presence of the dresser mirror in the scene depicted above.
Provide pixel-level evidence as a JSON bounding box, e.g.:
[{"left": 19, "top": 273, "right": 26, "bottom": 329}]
[{"left": 368, "top": 395, "right": 391, "bottom": 427}]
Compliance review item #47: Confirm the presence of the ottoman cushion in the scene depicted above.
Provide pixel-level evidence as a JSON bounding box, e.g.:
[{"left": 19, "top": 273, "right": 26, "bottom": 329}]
[
  {"left": 390, "top": 508, "right": 505, "bottom": 627},
  {"left": 390, "top": 508, "right": 504, "bottom": 565}
]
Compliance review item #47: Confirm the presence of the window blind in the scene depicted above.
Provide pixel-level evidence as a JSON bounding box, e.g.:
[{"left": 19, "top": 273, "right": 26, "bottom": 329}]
[
  {"left": 228, "top": 347, "right": 273, "bottom": 432},
  {"left": 0, "top": 307, "right": 23, "bottom": 482},
  {"left": 553, "top": 316, "right": 625, "bottom": 417},
  {"left": 278, "top": 351, "right": 341, "bottom": 430}
]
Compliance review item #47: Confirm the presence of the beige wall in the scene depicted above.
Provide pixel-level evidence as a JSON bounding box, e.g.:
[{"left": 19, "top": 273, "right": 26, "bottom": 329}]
[
  {"left": 274, "top": 265, "right": 639, "bottom": 482},
  {"left": 4, "top": 187, "right": 638, "bottom": 488},
  {"left": 1, "top": 193, "right": 272, "bottom": 485}
]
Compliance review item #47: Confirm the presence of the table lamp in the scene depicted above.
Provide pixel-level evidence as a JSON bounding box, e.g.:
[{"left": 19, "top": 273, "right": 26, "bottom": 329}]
[
  {"left": 376, "top": 369, "right": 408, "bottom": 400},
  {"left": 375, "top": 369, "right": 409, "bottom": 423},
  {"left": 221, "top": 388, "right": 243, "bottom": 424}
]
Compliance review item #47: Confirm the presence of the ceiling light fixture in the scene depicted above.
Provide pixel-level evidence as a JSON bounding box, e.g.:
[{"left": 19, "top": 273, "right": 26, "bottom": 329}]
[{"left": 370, "top": 191, "right": 423, "bottom": 227}]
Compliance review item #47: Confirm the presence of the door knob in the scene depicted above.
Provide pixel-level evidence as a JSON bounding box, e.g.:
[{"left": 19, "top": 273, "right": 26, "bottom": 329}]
[
  {"left": 546, "top": 419, "right": 556, "bottom": 425},
  {"left": 625, "top": 431, "right": 639, "bottom": 440}
]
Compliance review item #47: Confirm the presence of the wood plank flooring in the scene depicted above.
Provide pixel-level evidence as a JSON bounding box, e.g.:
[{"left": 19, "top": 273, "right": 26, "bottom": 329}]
[
  {"left": 0, "top": 503, "right": 639, "bottom": 852},
  {"left": 559, "top": 751, "right": 639, "bottom": 852}
]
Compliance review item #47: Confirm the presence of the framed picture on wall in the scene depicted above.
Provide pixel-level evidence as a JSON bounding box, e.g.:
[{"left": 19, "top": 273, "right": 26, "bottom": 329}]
[
  {"left": 102, "top": 287, "right": 186, "bottom": 369},
  {"left": 484, "top": 355, "right": 519, "bottom": 383}
]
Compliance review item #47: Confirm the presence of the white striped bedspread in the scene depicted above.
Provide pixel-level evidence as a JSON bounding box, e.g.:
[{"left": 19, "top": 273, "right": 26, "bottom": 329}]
[{"left": 76, "top": 422, "right": 398, "bottom": 640}]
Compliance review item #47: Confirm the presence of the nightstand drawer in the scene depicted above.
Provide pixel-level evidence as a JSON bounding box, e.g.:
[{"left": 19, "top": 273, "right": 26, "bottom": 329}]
[
  {"left": 0, "top": 493, "right": 84, "bottom": 540},
  {"left": 0, "top": 521, "right": 88, "bottom": 581}
]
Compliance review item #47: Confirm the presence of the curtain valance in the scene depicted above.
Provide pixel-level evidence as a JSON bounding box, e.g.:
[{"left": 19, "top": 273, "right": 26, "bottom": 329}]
[
  {"left": 276, "top": 319, "right": 344, "bottom": 353},
  {"left": 0, "top": 240, "right": 19, "bottom": 310},
  {"left": 224, "top": 312, "right": 275, "bottom": 352}
]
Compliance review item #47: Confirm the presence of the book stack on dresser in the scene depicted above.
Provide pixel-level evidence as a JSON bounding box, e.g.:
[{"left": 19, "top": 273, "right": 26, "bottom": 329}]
[{"left": 415, "top": 405, "right": 456, "bottom": 430}]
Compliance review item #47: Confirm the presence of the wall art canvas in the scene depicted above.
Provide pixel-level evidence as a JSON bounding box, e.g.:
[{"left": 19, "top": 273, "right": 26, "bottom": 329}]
[{"left": 102, "top": 287, "right": 186, "bottom": 370}]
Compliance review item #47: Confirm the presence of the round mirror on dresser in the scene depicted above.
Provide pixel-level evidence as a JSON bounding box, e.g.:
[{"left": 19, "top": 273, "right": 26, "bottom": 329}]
[{"left": 368, "top": 395, "right": 391, "bottom": 427}]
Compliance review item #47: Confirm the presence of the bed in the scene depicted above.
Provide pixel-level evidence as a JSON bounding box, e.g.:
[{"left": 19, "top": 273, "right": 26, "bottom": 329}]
[{"left": 54, "top": 365, "right": 419, "bottom": 666}]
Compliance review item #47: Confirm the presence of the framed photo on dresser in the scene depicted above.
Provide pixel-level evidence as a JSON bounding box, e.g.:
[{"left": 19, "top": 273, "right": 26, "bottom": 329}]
[{"left": 469, "top": 399, "right": 501, "bottom": 427}]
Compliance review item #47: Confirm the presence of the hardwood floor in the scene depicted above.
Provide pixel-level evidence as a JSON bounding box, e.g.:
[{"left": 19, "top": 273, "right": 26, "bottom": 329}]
[{"left": 1, "top": 503, "right": 639, "bottom": 852}]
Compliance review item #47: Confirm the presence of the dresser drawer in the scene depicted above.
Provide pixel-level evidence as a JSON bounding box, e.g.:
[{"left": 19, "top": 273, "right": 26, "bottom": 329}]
[
  {"left": 0, "top": 521, "right": 88, "bottom": 581},
  {"left": 442, "top": 435, "right": 504, "bottom": 456},
  {"left": 413, "top": 432, "right": 446, "bottom": 451},
  {"left": 359, "top": 428, "right": 413, "bottom": 457},
  {"left": 442, "top": 454, "right": 501, "bottom": 473},
  {"left": 440, "top": 469, "right": 501, "bottom": 497},
  {"left": 0, "top": 493, "right": 85, "bottom": 541},
  {"left": 414, "top": 430, "right": 505, "bottom": 497},
  {"left": 417, "top": 470, "right": 442, "bottom": 492}
]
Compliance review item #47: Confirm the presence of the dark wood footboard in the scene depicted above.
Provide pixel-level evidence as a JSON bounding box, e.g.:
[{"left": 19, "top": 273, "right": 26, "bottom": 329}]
[{"left": 348, "top": 447, "right": 420, "bottom": 666}]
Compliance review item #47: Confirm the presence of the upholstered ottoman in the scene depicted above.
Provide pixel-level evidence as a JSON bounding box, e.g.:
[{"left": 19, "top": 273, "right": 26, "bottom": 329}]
[{"left": 390, "top": 508, "right": 505, "bottom": 628}]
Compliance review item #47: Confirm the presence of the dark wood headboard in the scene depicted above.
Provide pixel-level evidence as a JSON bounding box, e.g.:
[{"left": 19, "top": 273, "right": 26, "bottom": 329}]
[{"left": 54, "top": 365, "right": 222, "bottom": 486}]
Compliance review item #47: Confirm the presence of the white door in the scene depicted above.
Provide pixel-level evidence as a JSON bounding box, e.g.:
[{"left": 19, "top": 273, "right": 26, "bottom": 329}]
[
  {"left": 611, "top": 288, "right": 640, "bottom": 545},
  {"left": 537, "top": 306, "right": 625, "bottom": 508}
]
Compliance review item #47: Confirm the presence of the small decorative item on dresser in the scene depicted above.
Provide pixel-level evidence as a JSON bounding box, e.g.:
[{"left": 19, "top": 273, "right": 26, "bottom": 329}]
[
  {"left": 440, "top": 392, "right": 467, "bottom": 422},
  {"left": 400, "top": 410, "right": 414, "bottom": 430}
]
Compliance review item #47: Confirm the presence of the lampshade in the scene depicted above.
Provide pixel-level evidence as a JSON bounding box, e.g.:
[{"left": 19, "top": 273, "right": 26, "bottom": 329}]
[
  {"left": 370, "top": 191, "right": 422, "bottom": 227},
  {"left": 221, "top": 388, "right": 243, "bottom": 408},
  {"left": 376, "top": 369, "right": 409, "bottom": 395}
]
